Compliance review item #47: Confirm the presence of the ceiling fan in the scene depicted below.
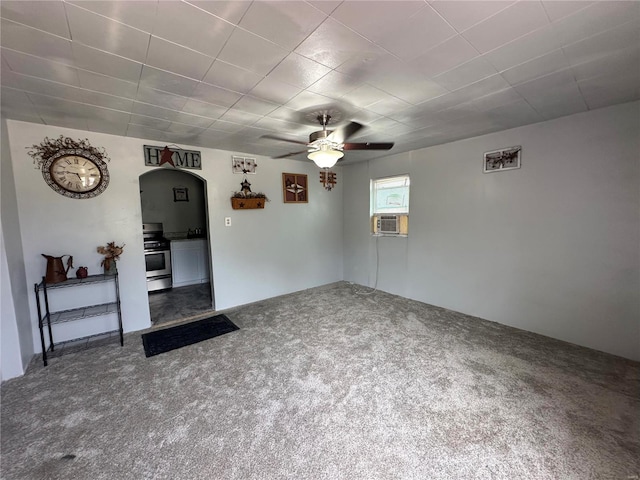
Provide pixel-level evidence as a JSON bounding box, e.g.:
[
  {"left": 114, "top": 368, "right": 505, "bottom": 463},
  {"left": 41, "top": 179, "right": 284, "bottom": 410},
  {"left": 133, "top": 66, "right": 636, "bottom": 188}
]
[{"left": 262, "top": 114, "right": 394, "bottom": 168}]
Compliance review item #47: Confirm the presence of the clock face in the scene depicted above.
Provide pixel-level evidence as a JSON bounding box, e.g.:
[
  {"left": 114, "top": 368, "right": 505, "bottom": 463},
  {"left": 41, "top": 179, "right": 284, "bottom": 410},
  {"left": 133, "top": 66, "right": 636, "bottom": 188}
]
[{"left": 42, "top": 150, "right": 110, "bottom": 199}]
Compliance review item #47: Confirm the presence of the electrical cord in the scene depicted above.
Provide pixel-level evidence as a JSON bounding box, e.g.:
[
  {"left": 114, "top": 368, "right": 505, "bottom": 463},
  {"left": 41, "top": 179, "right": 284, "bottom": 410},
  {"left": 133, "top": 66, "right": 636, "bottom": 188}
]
[{"left": 351, "top": 234, "right": 380, "bottom": 295}]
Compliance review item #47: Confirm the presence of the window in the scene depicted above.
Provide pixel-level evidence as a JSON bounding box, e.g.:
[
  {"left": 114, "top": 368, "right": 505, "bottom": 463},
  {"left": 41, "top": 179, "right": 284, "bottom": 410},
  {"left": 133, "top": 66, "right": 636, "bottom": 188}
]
[
  {"left": 371, "top": 175, "right": 410, "bottom": 235},
  {"left": 372, "top": 175, "right": 410, "bottom": 214}
]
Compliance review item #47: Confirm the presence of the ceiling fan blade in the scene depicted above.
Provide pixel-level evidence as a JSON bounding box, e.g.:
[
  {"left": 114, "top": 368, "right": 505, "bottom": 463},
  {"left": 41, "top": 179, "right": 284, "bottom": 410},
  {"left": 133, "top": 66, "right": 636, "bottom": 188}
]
[
  {"left": 327, "top": 121, "right": 363, "bottom": 143},
  {"left": 261, "top": 134, "right": 308, "bottom": 146},
  {"left": 342, "top": 142, "right": 394, "bottom": 150},
  {"left": 272, "top": 149, "right": 309, "bottom": 159}
]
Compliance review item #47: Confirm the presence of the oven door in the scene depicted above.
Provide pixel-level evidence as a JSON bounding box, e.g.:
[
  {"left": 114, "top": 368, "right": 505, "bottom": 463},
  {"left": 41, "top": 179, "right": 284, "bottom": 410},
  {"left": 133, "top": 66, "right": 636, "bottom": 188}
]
[{"left": 144, "top": 249, "right": 172, "bottom": 277}]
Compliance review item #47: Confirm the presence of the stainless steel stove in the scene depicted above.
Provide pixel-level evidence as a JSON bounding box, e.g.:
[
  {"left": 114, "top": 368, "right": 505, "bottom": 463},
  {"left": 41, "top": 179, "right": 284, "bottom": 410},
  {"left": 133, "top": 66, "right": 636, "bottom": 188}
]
[{"left": 143, "top": 223, "right": 172, "bottom": 292}]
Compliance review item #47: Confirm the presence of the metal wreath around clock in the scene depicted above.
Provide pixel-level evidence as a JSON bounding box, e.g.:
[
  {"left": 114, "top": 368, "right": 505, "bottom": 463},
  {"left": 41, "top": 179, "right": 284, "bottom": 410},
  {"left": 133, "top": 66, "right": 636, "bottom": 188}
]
[{"left": 28, "top": 136, "right": 111, "bottom": 199}]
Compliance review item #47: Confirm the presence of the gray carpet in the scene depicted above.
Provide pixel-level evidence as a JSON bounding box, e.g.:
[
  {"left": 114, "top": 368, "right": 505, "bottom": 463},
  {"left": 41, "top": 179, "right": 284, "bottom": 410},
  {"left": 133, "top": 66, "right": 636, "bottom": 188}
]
[{"left": 2, "top": 282, "right": 638, "bottom": 479}]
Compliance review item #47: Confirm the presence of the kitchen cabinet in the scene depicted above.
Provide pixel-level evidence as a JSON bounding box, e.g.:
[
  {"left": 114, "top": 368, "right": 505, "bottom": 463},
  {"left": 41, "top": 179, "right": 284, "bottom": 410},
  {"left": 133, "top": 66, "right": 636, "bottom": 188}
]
[{"left": 171, "top": 239, "right": 210, "bottom": 287}]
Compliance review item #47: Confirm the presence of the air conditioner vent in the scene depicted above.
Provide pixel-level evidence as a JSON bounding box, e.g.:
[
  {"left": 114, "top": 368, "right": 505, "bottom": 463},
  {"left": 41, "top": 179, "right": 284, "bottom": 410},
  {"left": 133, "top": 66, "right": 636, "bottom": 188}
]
[{"left": 377, "top": 215, "right": 399, "bottom": 234}]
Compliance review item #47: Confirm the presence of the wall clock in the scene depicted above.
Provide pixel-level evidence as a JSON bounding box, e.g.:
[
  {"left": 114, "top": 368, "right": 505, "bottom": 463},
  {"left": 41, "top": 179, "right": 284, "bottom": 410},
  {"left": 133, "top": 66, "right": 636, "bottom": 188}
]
[{"left": 28, "top": 136, "right": 111, "bottom": 199}]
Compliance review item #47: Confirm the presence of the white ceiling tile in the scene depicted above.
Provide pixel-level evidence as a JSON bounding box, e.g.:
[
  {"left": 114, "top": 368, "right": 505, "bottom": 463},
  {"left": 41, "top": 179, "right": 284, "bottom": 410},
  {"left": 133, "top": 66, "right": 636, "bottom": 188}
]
[
  {"left": 249, "top": 77, "right": 302, "bottom": 104},
  {"left": 413, "top": 35, "right": 480, "bottom": 78},
  {"left": 551, "top": 1, "right": 640, "bottom": 46},
  {"left": 181, "top": 99, "right": 227, "bottom": 119},
  {"left": 139, "top": 66, "right": 199, "bottom": 97},
  {"left": 82, "top": 90, "right": 133, "bottom": 112},
  {"left": 267, "top": 53, "right": 331, "bottom": 89},
  {"left": 562, "top": 20, "right": 640, "bottom": 67},
  {"left": 1, "top": 1, "right": 70, "bottom": 38},
  {"left": 187, "top": 1, "right": 251, "bottom": 24},
  {"left": 67, "top": 1, "right": 159, "bottom": 33},
  {"left": 71, "top": 43, "right": 143, "bottom": 83},
  {"left": 485, "top": 99, "right": 542, "bottom": 128},
  {"left": 433, "top": 57, "right": 498, "bottom": 91},
  {"left": 307, "top": 1, "right": 341, "bottom": 16},
  {"left": 365, "top": 96, "right": 411, "bottom": 116},
  {"left": 254, "top": 116, "right": 306, "bottom": 135},
  {"left": 367, "top": 73, "right": 449, "bottom": 105},
  {"left": 87, "top": 119, "right": 129, "bottom": 137},
  {"left": 219, "top": 108, "right": 262, "bottom": 126},
  {"left": 541, "top": 1, "right": 593, "bottom": 22},
  {"left": 146, "top": 36, "right": 214, "bottom": 81},
  {"left": 376, "top": 5, "right": 457, "bottom": 60},
  {"left": 571, "top": 46, "right": 640, "bottom": 82},
  {"left": 233, "top": 95, "right": 279, "bottom": 116},
  {"left": 2, "top": 48, "right": 80, "bottom": 86},
  {"left": 6, "top": 73, "right": 85, "bottom": 102},
  {"left": 131, "top": 102, "right": 179, "bottom": 122},
  {"left": 82, "top": 104, "right": 130, "bottom": 123},
  {"left": 528, "top": 89, "right": 588, "bottom": 120},
  {"left": 39, "top": 109, "right": 89, "bottom": 130},
  {"left": 429, "top": 1, "right": 514, "bottom": 32},
  {"left": 295, "top": 18, "right": 378, "bottom": 69},
  {"left": 165, "top": 122, "right": 206, "bottom": 136},
  {"left": 136, "top": 86, "right": 188, "bottom": 111},
  {"left": 64, "top": 3, "right": 150, "bottom": 63},
  {"left": 191, "top": 82, "right": 242, "bottom": 108},
  {"left": 266, "top": 106, "right": 303, "bottom": 123},
  {"left": 208, "top": 119, "right": 244, "bottom": 133},
  {"left": 307, "top": 70, "right": 360, "bottom": 99},
  {"left": 500, "top": 49, "right": 571, "bottom": 86},
  {"left": 463, "top": 2, "right": 550, "bottom": 54},
  {"left": 332, "top": 1, "right": 426, "bottom": 42},
  {"left": 0, "top": 87, "right": 40, "bottom": 115},
  {"left": 512, "top": 68, "right": 576, "bottom": 98},
  {"left": 483, "top": 24, "right": 563, "bottom": 72},
  {"left": 202, "top": 60, "right": 263, "bottom": 94},
  {"left": 129, "top": 113, "right": 172, "bottom": 130},
  {"left": 77, "top": 70, "right": 138, "bottom": 99},
  {"left": 218, "top": 28, "right": 289, "bottom": 76},
  {"left": 514, "top": 71, "right": 588, "bottom": 119},
  {"left": 154, "top": 1, "right": 234, "bottom": 57},
  {"left": 578, "top": 71, "right": 640, "bottom": 110},
  {"left": 126, "top": 123, "right": 169, "bottom": 141},
  {"left": 284, "top": 90, "right": 334, "bottom": 112},
  {"left": 438, "top": 74, "right": 510, "bottom": 106},
  {"left": 345, "top": 84, "right": 388, "bottom": 108},
  {"left": 0, "top": 18, "right": 74, "bottom": 64},
  {"left": 469, "top": 87, "right": 524, "bottom": 112},
  {"left": 239, "top": 1, "right": 326, "bottom": 50}
]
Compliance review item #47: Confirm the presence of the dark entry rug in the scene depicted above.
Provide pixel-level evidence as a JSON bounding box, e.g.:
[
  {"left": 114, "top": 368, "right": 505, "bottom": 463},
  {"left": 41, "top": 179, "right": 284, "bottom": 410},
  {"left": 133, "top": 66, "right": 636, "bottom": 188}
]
[{"left": 142, "top": 314, "right": 239, "bottom": 357}]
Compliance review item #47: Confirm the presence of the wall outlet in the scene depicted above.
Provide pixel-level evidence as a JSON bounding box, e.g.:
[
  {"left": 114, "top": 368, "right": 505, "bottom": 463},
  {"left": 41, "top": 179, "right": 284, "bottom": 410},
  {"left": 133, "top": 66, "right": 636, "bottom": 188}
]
[{"left": 224, "top": 217, "right": 231, "bottom": 227}]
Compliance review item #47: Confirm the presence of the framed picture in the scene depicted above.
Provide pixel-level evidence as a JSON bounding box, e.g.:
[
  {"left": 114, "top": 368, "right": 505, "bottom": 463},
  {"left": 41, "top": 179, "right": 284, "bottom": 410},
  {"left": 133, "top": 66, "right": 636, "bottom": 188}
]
[
  {"left": 173, "top": 187, "right": 189, "bottom": 202},
  {"left": 282, "top": 173, "right": 308, "bottom": 203},
  {"left": 232, "top": 156, "right": 257, "bottom": 174},
  {"left": 483, "top": 146, "right": 522, "bottom": 173}
]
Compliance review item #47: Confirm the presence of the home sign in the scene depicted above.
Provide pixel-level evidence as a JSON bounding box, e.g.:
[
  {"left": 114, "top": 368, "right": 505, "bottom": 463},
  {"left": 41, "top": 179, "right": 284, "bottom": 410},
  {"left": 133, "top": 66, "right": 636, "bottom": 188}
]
[{"left": 144, "top": 145, "right": 202, "bottom": 170}]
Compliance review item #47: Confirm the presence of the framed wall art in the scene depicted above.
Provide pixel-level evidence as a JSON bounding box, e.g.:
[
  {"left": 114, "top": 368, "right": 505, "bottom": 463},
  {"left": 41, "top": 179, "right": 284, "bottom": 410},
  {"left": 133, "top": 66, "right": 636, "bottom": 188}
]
[
  {"left": 173, "top": 187, "right": 189, "bottom": 202},
  {"left": 282, "top": 173, "right": 308, "bottom": 203},
  {"left": 483, "top": 146, "right": 521, "bottom": 173},
  {"left": 232, "top": 156, "right": 257, "bottom": 174}
]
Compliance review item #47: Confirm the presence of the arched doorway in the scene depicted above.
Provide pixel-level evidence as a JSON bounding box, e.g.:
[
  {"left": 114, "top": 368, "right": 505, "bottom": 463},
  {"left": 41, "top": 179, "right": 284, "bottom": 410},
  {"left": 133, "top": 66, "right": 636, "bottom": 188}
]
[{"left": 139, "top": 169, "right": 214, "bottom": 326}]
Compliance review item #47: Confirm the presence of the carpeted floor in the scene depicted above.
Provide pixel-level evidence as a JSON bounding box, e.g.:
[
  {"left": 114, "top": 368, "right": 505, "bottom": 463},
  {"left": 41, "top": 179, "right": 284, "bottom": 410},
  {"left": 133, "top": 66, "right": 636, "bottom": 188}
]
[{"left": 2, "top": 282, "right": 638, "bottom": 479}]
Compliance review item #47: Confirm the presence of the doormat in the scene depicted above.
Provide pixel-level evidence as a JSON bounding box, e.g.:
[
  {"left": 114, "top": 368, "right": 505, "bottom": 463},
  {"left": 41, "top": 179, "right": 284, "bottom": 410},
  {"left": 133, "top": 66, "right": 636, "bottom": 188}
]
[{"left": 142, "top": 314, "right": 239, "bottom": 357}]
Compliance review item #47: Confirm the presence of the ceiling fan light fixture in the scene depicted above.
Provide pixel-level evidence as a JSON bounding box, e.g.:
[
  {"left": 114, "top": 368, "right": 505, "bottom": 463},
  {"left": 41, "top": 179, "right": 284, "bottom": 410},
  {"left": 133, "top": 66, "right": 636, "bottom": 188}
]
[{"left": 308, "top": 146, "right": 344, "bottom": 168}]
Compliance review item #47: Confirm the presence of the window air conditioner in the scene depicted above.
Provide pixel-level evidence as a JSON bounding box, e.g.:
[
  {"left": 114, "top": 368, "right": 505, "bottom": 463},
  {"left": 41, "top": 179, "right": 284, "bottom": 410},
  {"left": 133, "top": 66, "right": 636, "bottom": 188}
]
[{"left": 376, "top": 215, "right": 399, "bottom": 234}]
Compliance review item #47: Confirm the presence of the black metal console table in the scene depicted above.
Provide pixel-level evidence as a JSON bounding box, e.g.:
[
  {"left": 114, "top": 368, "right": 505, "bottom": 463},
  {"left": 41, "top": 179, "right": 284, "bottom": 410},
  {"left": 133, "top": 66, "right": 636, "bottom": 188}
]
[{"left": 34, "top": 273, "right": 124, "bottom": 366}]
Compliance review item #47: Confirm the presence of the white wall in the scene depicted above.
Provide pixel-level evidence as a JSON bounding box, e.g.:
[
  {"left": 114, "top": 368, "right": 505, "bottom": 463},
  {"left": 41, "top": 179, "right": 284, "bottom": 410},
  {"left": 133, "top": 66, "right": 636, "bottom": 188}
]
[
  {"left": 5, "top": 120, "right": 343, "bottom": 356},
  {"left": 344, "top": 101, "right": 640, "bottom": 361},
  {"left": 1, "top": 119, "right": 33, "bottom": 380}
]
